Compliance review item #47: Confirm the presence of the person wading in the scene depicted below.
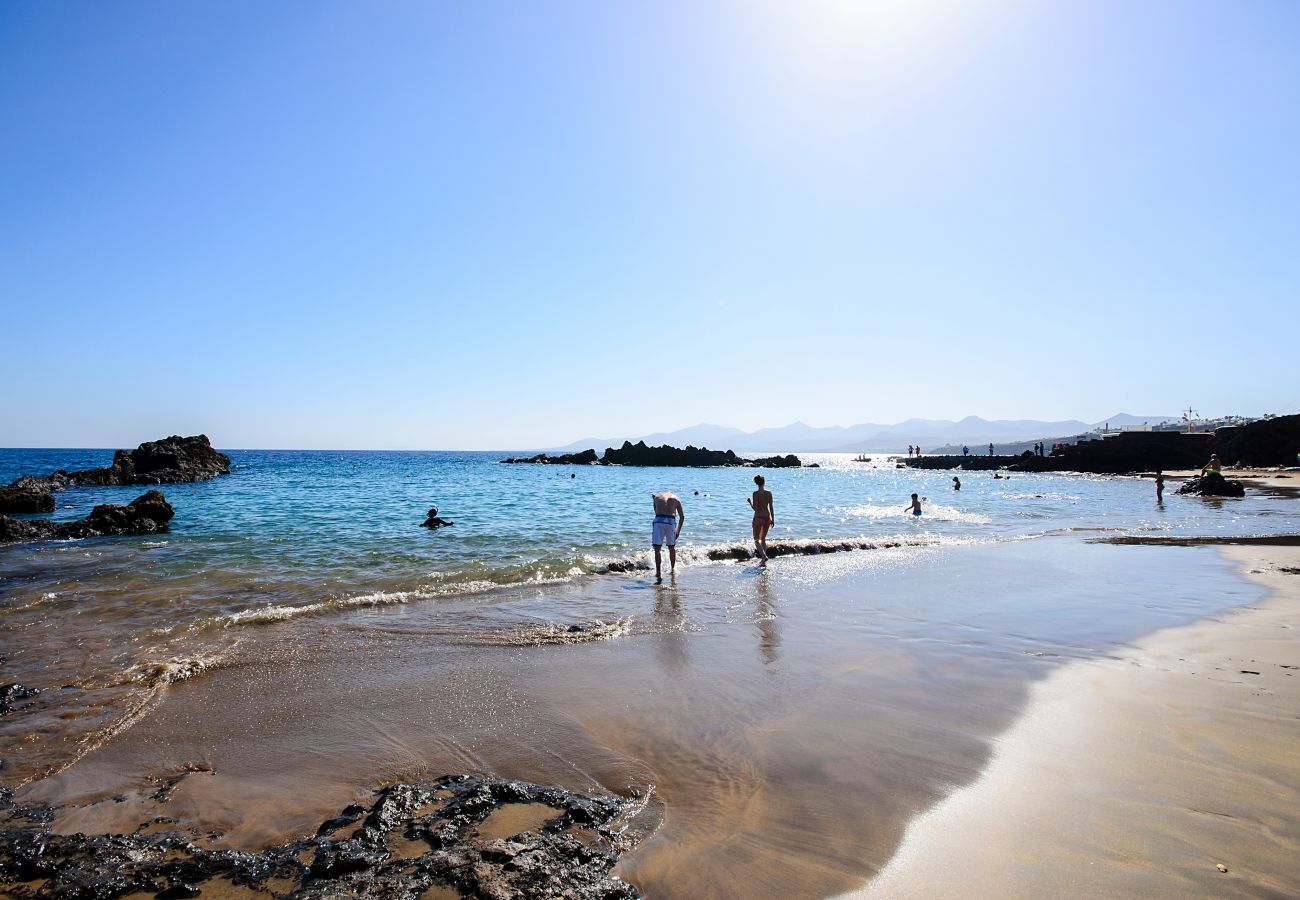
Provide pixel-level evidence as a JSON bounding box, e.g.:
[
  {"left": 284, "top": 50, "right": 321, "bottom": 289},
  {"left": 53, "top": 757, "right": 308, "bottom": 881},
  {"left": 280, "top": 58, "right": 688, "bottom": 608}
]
[
  {"left": 651, "top": 490, "right": 685, "bottom": 583},
  {"left": 747, "top": 474, "right": 775, "bottom": 566}
]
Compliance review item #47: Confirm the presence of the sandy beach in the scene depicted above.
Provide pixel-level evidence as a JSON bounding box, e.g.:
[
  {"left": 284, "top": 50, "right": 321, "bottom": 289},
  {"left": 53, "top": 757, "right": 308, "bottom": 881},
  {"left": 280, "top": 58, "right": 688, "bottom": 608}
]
[
  {"left": 854, "top": 543, "right": 1300, "bottom": 898},
  {"left": 7, "top": 531, "right": 1297, "bottom": 897}
]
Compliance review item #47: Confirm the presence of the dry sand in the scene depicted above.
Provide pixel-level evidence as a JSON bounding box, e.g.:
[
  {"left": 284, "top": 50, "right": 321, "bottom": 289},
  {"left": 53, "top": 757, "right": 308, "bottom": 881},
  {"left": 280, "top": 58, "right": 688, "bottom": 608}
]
[{"left": 849, "top": 544, "right": 1300, "bottom": 899}]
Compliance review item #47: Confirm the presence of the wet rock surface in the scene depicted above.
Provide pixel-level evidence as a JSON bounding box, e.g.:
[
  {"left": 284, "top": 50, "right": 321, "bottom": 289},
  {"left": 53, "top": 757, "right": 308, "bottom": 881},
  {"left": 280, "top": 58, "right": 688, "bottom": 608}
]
[
  {"left": 0, "top": 486, "right": 55, "bottom": 514},
  {"left": 0, "top": 490, "right": 175, "bottom": 544},
  {"left": 8, "top": 435, "right": 231, "bottom": 492},
  {"left": 1177, "top": 472, "right": 1247, "bottom": 497},
  {"left": 0, "top": 775, "right": 642, "bottom": 899}
]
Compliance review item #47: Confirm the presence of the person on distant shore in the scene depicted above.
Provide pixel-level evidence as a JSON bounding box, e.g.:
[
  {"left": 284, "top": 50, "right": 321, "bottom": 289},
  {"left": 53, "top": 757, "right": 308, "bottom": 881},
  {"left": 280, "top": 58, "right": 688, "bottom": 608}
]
[
  {"left": 651, "top": 490, "right": 685, "bottom": 583},
  {"left": 988, "top": 442, "right": 994, "bottom": 456},
  {"left": 905, "top": 493, "right": 922, "bottom": 517},
  {"left": 747, "top": 474, "right": 775, "bottom": 566},
  {"left": 1155, "top": 469, "right": 1165, "bottom": 501},
  {"left": 952, "top": 476, "right": 961, "bottom": 491},
  {"left": 962, "top": 445, "right": 969, "bottom": 457},
  {"left": 1201, "top": 454, "right": 1223, "bottom": 476},
  {"left": 907, "top": 444, "right": 914, "bottom": 457}
]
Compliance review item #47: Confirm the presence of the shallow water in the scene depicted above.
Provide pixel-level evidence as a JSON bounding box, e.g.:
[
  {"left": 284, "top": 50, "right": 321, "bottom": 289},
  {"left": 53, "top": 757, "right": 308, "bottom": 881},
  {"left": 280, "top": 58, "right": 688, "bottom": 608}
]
[
  {"left": 2, "top": 449, "right": 1297, "bottom": 787},
  {"left": 11, "top": 539, "right": 1265, "bottom": 899},
  {"left": 1, "top": 448, "right": 1297, "bottom": 896}
]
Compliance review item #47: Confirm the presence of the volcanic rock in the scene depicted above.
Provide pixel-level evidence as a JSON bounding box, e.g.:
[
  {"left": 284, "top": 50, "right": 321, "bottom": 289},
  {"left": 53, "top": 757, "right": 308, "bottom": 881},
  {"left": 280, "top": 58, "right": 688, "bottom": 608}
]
[
  {"left": 0, "top": 490, "right": 175, "bottom": 544},
  {"left": 749, "top": 454, "right": 802, "bottom": 468},
  {"left": 0, "top": 775, "right": 642, "bottom": 899},
  {"left": 602, "top": 441, "right": 744, "bottom": 467},
  {"left": 0, "top": 486, "right": 55, "bottom": 514},
  {"left": 8, "top": 435, "right": 230, "bottom": 492},
  {"left": 1176, "top": 472, "right": 1246, "bottom": 498},
  {"left": 502, "top": 449, "right": 600, "bottom": 465}
]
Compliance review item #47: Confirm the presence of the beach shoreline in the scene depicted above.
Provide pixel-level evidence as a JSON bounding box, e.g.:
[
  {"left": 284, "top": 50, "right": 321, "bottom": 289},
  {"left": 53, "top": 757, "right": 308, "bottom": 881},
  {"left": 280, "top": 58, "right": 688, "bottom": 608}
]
[
  {"left": 7, "top": 530, "right": 1295, "bottom": 897},
  {"left": 851, "top": 543, "right": 1300, "bottom": 898}
]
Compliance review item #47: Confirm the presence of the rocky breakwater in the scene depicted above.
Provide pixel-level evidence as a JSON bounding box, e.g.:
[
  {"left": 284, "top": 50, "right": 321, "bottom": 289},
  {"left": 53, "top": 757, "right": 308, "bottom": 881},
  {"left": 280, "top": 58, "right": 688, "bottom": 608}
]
[
  {"left": 0, "top": 775, "right": 643, "bottom": 899},
  {"left": 504, "top": 442, "right": 804, "bottom": 468},
  {"left": 0, "top": 490, "right": 175, "bottom": 544},
  {"left": 1176, "top": 472, "right": 1247, "bottom": 498}
]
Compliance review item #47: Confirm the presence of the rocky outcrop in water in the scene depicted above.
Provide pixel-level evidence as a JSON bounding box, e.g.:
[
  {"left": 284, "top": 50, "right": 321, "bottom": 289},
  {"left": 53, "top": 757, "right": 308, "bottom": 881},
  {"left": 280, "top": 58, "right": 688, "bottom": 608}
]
[
  {"left": 503, "top": 443, "right": 806, "bottom": 469},
  {"left": 749, "top": 454, "right": 801, "bottom": 468},
  {"left": 601, "top": 441, "right": 743, "bottom": 467},
  {"left": 0, "top": 490, "right": 175, "bottom": 544},
  {"left": 0, "top": 486, "right": 55, "bottom": 515},
  {"left": 8, "top": 435, "right": 231, "bottom": 492},
  {"left": 502, "top": 449, "right": 601, "bottom": 465},
  {"left": 1176, "top": 472, "right": 1246, "bottom": 498},
  {"left": 0, "top": 775, "right": 642, "bottom": 899}
]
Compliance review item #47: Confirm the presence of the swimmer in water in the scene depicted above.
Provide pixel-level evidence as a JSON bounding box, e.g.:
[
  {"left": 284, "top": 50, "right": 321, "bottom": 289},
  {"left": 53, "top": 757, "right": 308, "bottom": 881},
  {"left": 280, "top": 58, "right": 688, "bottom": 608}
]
[
  {"left": 952, "top": 476, "right": 961, "bottom": 491},
  {"left": 905, "top": 493, "right": 922, "bottom": 517},
  {"left": 747, "top": 474, "right": 775, "bottom": 566}
]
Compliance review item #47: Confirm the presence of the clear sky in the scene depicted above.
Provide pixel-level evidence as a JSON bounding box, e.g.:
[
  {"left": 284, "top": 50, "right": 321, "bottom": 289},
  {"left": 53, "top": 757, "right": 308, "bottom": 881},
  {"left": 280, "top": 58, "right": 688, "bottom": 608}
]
[{"left": 3, "top": 0, "right": 1297, "bottom": 449}]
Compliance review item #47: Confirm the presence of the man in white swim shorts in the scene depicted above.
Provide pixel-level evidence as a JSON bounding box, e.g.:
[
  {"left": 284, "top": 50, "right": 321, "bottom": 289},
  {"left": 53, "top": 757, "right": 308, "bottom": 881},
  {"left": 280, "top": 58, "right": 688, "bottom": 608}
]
[{"left": 651, "top": 490, "right": 685, "bottom": 583}]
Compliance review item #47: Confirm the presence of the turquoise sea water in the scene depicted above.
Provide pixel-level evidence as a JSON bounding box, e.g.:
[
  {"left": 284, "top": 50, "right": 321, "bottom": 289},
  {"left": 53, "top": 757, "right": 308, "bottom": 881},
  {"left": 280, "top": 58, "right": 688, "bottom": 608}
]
[{"left": 2, "top": 447, "right": 1298, "bottom": 787}]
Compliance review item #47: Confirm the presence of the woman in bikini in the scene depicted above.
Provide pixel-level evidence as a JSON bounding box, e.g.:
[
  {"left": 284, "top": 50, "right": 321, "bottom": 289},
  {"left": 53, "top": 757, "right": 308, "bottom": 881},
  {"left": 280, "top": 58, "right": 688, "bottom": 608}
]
[{"left": 747, "top": 474, "right": 774, "bottom": 566}]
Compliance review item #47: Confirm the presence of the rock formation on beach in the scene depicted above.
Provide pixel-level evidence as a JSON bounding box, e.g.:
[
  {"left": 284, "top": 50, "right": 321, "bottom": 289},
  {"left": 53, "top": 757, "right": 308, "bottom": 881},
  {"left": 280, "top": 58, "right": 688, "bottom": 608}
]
[
  {"left": 8, "top": 435, "right": 231, "bottom": 493},
  {"left": 1176, "top": 472, "right": 1247, "bottom": 498},
  {"left": 0, "top": 775, "right": 642, "bottom": 899},
  {"left": 503, "top": 442, "right": 806, "bottom": 468},
  {"left": 0, "top": 490, "right": 175, "bottom": 544}
]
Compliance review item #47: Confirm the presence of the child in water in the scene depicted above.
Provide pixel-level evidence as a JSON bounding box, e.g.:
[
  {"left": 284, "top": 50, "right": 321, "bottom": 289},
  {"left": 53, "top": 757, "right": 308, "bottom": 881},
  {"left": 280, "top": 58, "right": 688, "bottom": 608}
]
[{"left": 906, "top": 493, "right": 922, "bottom": 517}]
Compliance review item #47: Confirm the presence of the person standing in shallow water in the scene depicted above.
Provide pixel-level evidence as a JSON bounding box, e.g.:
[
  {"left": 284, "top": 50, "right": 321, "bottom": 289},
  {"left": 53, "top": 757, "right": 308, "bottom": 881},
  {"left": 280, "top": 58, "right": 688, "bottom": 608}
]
[
  {"left": 748, "top": 474, "right": 775, "bottom": 566},
  {"left": 1156, "top": 469, "right": 1165, "bottom": 502},
  {"left": 651, "top": 490, "right": 685, "bottom": 583},
  {"left": 906, "top": 493, "right": 923, "bottom": 517}
]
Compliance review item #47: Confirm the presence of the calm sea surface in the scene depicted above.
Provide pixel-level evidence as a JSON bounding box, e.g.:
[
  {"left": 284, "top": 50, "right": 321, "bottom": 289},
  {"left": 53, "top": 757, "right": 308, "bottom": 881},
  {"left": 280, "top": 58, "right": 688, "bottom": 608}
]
[{"left": 2, "top": 447, "right": 1298, "bottom": 788}]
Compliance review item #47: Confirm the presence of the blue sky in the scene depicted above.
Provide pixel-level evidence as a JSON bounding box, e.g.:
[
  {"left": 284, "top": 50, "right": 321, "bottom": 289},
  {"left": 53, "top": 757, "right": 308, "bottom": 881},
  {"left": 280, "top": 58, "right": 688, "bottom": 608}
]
[{"left": 3, "top": 0, "right": 1297, "bottom": 449}]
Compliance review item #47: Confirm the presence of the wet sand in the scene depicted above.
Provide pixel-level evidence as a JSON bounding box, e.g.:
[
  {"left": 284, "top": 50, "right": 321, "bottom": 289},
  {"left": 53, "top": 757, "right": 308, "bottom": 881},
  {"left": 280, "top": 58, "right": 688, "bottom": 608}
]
[
  {"left": 853, "top": 544, "right": 1300, "bottom": 898},
  {"left": 9, "top": 538, "right": 1287, "bottom": 898}
]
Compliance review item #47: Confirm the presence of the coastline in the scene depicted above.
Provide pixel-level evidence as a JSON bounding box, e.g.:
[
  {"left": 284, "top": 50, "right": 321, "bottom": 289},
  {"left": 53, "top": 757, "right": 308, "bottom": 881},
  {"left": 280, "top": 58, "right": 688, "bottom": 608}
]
[
  {"left": 8, "top": 535, "right": 1286, "bottom": 898},
  {"left": 851, "top": 543, "right": 1300, "bottom": 898}
]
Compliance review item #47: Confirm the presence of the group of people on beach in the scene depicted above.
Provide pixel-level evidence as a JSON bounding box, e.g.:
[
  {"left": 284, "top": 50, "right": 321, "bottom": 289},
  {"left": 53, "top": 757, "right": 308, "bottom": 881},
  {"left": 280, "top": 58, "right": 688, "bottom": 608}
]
[{"left": 650, "top": 475, "right": 774, "bottom": 583}]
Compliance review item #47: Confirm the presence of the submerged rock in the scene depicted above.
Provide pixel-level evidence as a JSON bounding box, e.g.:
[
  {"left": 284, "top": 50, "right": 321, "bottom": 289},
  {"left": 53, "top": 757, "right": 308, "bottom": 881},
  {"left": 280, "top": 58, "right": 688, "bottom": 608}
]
[
  {"left": 0, "top": 486, "right": 55, "bottom": 514},
  {"left": 1176, "top": 472, "right": 1246, "bottom": 497},
  {"left": 8, "top": 435, "right": 231, "bottom": 492},
  {"left": 0, "top": 775, "right": 642, "bottom": 899},
  {"left": 0, "top": 490, "right": 175, "bottom": 544}
]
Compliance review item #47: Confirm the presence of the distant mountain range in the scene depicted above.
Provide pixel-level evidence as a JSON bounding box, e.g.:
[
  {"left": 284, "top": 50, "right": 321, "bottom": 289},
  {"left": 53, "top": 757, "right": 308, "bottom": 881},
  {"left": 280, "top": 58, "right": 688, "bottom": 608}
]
[{"left": 553, "top": 414, "right": 1180, "bottom": 454}]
